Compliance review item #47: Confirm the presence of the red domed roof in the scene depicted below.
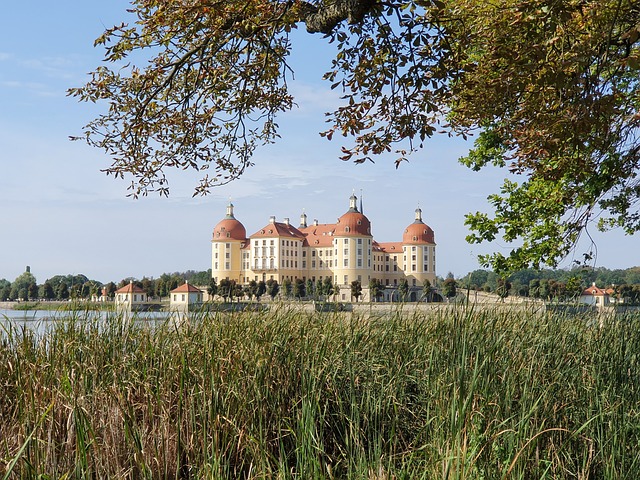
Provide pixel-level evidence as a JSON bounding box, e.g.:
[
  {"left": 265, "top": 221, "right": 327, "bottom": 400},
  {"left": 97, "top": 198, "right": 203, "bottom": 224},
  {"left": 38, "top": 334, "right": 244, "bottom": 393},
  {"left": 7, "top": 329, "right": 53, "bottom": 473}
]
[
  {"left": 335, "top": 193, "right": 371, "bottom": 236},
  {"left": 403, "top": 222, "right": 435, "bottom": 244},
  {"left": 402, "top": 207, "right": 435, "bottom": 244},
  {"left": 336, "top": 211, "right": 371, "bottom": 236},
  {"left": 213, "top": 218, "right": 246, "bottom": 241},
  {"left": 212, "top": 203, "right": 246, "bottom": 241}
]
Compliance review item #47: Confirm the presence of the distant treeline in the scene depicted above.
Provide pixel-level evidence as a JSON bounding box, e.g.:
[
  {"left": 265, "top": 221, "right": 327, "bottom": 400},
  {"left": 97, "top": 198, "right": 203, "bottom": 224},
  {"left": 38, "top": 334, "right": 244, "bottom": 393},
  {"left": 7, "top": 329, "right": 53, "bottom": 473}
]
[
  {"left": 459, "top": 266, "right": 640, "bottom": 302},
  {"left": 0, "top": 269, "right": 212, "bottom": 302}
]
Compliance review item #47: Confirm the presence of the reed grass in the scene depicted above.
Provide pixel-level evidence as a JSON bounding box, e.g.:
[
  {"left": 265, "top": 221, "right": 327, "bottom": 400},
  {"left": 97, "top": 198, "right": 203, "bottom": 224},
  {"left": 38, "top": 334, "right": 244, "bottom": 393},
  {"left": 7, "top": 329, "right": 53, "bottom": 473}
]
[{"left": 1, "top": 306, "right": 640, "bottom": 478}]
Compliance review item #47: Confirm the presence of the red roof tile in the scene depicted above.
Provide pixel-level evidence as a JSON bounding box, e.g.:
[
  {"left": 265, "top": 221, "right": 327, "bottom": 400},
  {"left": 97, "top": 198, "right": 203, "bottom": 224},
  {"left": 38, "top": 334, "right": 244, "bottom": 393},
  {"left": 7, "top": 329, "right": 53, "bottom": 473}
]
[
  {"left": 171, "top": 283, "right": 202, "bottom": 293},
  {"left": 115, "top": 283, "right": 145, "bottom": 294}
]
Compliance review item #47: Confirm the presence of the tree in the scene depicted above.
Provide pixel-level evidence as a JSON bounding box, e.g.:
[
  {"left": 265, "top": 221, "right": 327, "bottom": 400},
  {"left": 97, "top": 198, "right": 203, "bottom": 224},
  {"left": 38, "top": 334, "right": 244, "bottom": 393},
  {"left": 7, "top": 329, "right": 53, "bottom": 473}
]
[
  {"left": 232, "top": 282, "right": 244, "bottom": 302},
  {"left": 256, "top": 280, "right": 266, "bottom": 301},
  {"left": 57, "top": 282, "right": 69, "bottom": 301},
  {"left": 293, "top": 279, "right": 306, "bottom": 300},
  {"left": 106, "top": 282, "right": 118, "bottom": 299},
  {"left": 496, "top": 278, "right": 511, "bottom": 302},
  {"left": 565, "top": 276, "right": 584, "bottom": 301},
  {"left": 350, "top": 280, "right": 362, "bottom": 302},
  {"left": 246, "top": 280, "right": 258, "bottom": 301},
  {"left": 282, "top": 279, "right": 293, "bottom": 298},
  {"left": 27, "top": 283, "right": 39, "bottom": 301},
  {"left": 422, "top": 279, "right": 433, "bottom": 302},
  {"left": 218, "top": 279, "right": 233, "bottom": 302},
  {"left": 0, "top": 283, "right": 10, "bottom": 301},
  {"left": 322, "top": 277, "right": 334, "bottom": 300},
  {"left": 538, "top": 280, "right": 551, "bottom": 301},
  {"left": 442, "top": 278, "right": 457, "bottom": 302},
  {"left": 207, "top": 278, "right": 218, "bottom": 298},
  {"left": 306, "top": 278, "right": 315, "bottom": 299},
  {"left": 397, "top": 278, "right": 409, "bottom": 302},
  {"left": 11, "top": 270, "right": 37, "bottom": 301},
  {"left": 266, "top": 279, "right": 280, "bottom": 300},
  {"left": 72, "top": 0, "right": 640, "bottom": 272},
  {"left": 369, "top": 278, "right": 384, "bottom": 302},
  {"left": 37, "top": 283, "right": 50, "bottom": 300}
]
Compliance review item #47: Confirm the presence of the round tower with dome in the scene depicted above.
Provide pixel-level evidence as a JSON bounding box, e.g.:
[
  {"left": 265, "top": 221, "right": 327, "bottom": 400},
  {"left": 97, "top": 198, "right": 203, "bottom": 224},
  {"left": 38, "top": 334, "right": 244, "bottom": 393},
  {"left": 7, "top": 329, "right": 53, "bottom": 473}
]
[
  {"left": 401, "top": 207, "right": 437, "bottom": 286},
  {"left": 211, "top": 202, "right": 247, "bottom": 284},
  {"left": 332, "top": 193, "right": 373, "bottom": 290}
]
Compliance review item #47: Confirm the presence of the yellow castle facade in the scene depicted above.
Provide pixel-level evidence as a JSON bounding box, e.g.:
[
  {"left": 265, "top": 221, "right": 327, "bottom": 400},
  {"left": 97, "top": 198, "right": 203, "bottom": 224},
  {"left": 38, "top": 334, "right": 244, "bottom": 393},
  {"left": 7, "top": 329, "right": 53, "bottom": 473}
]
[{"left": 211, "top": 194, "right": 436, "bottom": 301}]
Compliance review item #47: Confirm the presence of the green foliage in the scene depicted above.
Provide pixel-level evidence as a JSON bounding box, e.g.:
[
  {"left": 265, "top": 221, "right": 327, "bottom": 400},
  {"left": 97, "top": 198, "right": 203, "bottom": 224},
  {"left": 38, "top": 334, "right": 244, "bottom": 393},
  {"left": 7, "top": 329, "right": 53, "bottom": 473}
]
[
  {"left": 218, "top": 278, "right": 233, "bottom": 302},
  {"left": 282, "top": 278, "right": 292, "bottom": 298},
  {"left": 398, "top": 278, "right": 409, "bottom": 301},
  {"left": 369, "top": 278, "right": 384, "bottom": 302},
  {"left": 4, "top": 309, "right": 640, "bottom": 477},
  {"left": 266, "top": 279, "right": 280, "bottom": 300},
  {"left": 293, "top": 279, "right": 306, "bottom": 299},
  {"left": 442, "top": 278, "right": 457, "bottom": 300},
  {"left": 207, "top": 277, "right": 218, "bottom": 297},
  {"left": 350, "top": 279, "right": 362, "bottom": 301},
  {"left": 256, "top": 280, "right": 266, "bottom": 300},
  {"left": 10, "top": 271, "right": 37, "bottom": 301},
  {"left": 72, "top": 0, "right": 640, "bottom": 271}
]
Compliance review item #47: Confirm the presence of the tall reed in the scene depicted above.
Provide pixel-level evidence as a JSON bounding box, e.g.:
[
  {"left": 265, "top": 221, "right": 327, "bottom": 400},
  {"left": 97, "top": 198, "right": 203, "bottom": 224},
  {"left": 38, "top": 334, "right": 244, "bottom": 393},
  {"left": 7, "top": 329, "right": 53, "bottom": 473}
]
[{"left": 1, "top": 305, "right": 640, "bottom": 478}]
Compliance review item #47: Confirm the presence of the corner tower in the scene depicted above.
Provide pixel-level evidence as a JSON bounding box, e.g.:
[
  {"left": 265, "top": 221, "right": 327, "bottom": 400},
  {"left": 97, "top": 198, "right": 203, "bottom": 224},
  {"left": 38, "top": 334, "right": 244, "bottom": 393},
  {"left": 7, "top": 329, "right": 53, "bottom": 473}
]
[
  {"left": 401, "top": 207, "right": 436, "bottom": 285},
  {"left": 211, "top": 202, "right": 247, "bottom": 284},
  {"left": 332, "top": 193, "right": 373, "bottom": 289}
]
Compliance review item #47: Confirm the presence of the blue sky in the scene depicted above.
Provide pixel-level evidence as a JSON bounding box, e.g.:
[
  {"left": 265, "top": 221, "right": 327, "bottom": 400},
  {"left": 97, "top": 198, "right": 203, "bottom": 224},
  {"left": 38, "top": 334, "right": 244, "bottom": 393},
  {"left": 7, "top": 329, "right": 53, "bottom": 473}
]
[{"left": 1, "top": 1, "right": 638, "bottom": 285}]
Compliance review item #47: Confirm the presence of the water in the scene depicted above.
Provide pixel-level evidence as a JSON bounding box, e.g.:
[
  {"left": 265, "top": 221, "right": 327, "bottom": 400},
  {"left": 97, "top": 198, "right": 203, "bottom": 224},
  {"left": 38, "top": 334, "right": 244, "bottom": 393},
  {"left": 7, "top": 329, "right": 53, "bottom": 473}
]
[{"left": 0, "top": 308, "right": 181, "bottom": 337}]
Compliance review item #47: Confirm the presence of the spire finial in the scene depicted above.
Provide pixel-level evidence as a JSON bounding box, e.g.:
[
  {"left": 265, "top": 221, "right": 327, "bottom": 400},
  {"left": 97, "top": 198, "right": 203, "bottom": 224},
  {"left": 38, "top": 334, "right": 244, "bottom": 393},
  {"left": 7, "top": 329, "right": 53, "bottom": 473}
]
[
  {"left": 415, "top": 205, "right": 423, "bottom": 223},
  {"left": 225, "top": 201, "right": 235, "bottom": 219},
  {"left": 348, "top": 191, "right": 358, "bottom": 212}
]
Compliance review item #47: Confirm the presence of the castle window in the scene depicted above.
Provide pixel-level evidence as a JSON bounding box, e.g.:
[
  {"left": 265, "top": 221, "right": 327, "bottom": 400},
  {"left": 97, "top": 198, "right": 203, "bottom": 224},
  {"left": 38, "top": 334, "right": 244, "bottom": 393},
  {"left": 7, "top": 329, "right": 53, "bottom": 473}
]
[
  {"left": 413, "top": 236, "right": 417, "bottom": 241},
  {"left": 357, "top": 220, "right": 362, "bottom": 225},
  {"left": 227, "top": 233, "right": 230, "bottom": 238},
  {"left": 345, "top": 226, "right": 350, "bottom": 232}
]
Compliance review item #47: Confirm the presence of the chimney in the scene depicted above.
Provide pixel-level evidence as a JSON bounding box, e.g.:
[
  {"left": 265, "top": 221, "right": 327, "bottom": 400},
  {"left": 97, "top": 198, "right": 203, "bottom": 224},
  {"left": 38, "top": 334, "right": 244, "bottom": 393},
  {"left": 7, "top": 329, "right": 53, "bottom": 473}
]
[
  {"left": 314, "top": 219, "right": 318, "bottom": 226},
  {"left": 284, "top": 217, "right": 290, "bottom": 226},
  {"left": 269, "top": 215, "right": 276, "bottom": 224}
]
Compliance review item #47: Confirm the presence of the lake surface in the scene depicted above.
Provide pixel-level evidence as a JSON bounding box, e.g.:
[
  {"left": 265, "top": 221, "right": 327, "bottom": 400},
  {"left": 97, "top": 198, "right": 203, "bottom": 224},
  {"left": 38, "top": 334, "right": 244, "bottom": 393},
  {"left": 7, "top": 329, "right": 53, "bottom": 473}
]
[{"left": 0, "top": 309, "right": 181, "bottom": 337}]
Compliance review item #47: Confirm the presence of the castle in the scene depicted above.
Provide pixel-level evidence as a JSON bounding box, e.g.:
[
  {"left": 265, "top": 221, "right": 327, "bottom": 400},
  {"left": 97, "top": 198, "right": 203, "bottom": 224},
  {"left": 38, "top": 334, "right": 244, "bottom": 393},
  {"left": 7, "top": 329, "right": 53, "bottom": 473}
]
[{"left": 211, "top": 193, "right": 436, "bottom": 302}]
